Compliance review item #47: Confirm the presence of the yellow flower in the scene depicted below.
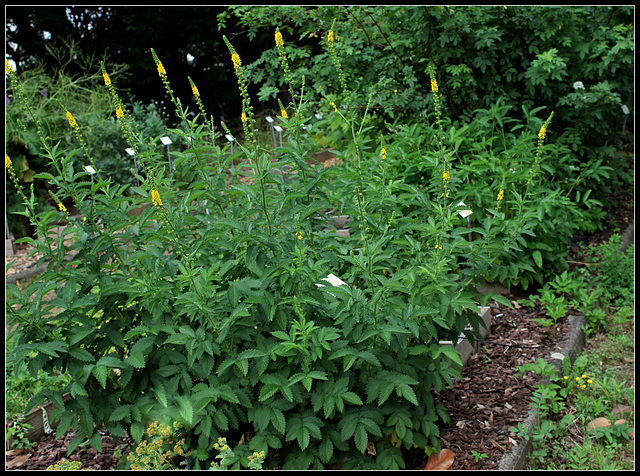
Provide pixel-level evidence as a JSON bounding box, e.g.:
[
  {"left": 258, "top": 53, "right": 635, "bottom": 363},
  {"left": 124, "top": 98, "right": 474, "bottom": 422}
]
[
  {"left": 431, "top": 79, "right": 438, "bottom": 93},
  {"left": 443, "top": 171, "right": 450, "bottom": 181},
  {"left": 6, "top": 59, "right": 12, "bottom": 74},
  {"left": 231, "top": 53, "right": 241, "bottom": 71},
  {"left": 6, "top": 155, "right": 12, "bottom": 169},
  {"left": 116, "top": 106, "right": 124, "bottom": 119},
  {"left": 330, "top": 101, "right": 337, "bottom": 112},
  {"left": 563, "top": 376, "right": 569, "bottom": 380},
  {"left": 151, "top": 189, "right": 163, "bottom": 208},
  {"left": 58, "top": 202, "right": 67, "bottom": 213},
  {"left": 575, "top": 376, "right": 581, "bottom": 382},
  {"left": 587, "top": 379, "right": 592, "bottom": 384},
  {"left": 192, "top": 85, "right": 199, "bottom": 97},
  {"left": 66, "top": 111, "right": 77, "bottom": 129},
  {"left": 103, "top": 72, "right": 111, "bottom": 86},
  {"left": 296, "top": 231, "right": 303, "bottom": 240},
  {"left": 281, "top": 108, "right": 288, "bottom": 119},
  {"left": 157, "top": 61, "right": 166, "bottom": 76},
  {"left": 241, "top": 112, "right": 247, "bottom": 123},
  {"left": 328, "top": 30, "right": 334, "bottom": 44},
  {"left": 275, "top": 30, "right": 284, "bottom": 47},
  {"left": 538, "top": 125, "right": 547, "bottom": 139},
  {"left": 497, "top": 189, "right": 504, "bottom": 201},
  {"left": 380, "top": 147, "right": 387, "bottom": 159}
]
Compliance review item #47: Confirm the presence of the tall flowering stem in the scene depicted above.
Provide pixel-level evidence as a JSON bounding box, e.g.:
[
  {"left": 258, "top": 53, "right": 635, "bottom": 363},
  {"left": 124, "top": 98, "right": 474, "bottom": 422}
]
[
  {"left": 223, "top": 35, "right": 272, "bottom": 235},
  {"left": 274, "top": 28, "right": 298, "bottom": 113},
  {"left": 326, "top": 22, "right": 349, "bottom": 99}
]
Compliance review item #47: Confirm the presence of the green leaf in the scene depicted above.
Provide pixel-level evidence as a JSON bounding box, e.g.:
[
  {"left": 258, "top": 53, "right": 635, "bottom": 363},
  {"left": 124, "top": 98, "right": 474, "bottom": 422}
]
[
  {"left": 175, "top": 396, "right": 194, "bottom": 425},
  {"left": 130, "top": 421, "right": 145, "bottom": 443},
  {"left": 532, "top": 250, "right": 543, "bottom": 268},
  {"left": 69, "top": 347, "right": 95, "bottom": 363},
  {"left": 92, "top": 365, "right": 108, "bottom": 389}
]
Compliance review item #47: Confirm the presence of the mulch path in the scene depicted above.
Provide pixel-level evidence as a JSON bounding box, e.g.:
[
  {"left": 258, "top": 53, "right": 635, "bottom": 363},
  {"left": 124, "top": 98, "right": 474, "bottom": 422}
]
[{"left": 5, "top": 153, "right": 633, "bottom": 471}]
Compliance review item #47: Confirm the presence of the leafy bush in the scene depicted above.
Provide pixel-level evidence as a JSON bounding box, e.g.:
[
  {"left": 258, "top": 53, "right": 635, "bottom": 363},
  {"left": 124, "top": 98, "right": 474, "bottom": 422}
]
[{"left": 5, "top": 24, "right": 615, "bottom": 471}]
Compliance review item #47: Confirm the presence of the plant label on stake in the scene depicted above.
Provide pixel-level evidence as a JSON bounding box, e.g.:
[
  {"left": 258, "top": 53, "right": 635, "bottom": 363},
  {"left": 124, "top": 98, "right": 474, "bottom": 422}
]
[
  {"left": 125, "top": 148, "right": 139, "bottom": 186},
  {"left": 456, "top": 201, "right": 473, "bottom": 242},
  {"left": 225, "top": 134, "right": 235, "bottom": 165},
  {"left": 274, "top": 125, "right": 283, "bottom": 148},
  {"left": 265, "top": 116, "right": 277, "bottom": 148},
  {"left": 160, "top": 136, "right": 173, "bottom": 174}
]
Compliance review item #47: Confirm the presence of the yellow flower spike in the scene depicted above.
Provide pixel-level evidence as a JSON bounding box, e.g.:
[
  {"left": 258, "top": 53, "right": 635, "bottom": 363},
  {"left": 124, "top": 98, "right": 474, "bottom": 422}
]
[
  {"left": 275, "top": 29, "right": 284, "bottom": 47},
  {"left": 57, "top": 202, "right": 67, "bottom": 213},
  {"left": 102, "top": 72, "right": 111, "bottom": 86},
  {"left": 330, "top": 101, "right": 337, "bottom": 112},
  {"left": 281, "top": 108, "right": 288, "bottom": 119},
  {"left": 116, "top": 106, "right": 124, "bottom": 119},
  {"left": 66, "top": 111, "right": 78, "bottom": 129},
  {"left": 241, "top": 112, "right": 247, "bottom": 123},
  {"left": 443, "top": 171, "right": 450, "bottom": 181},
  {"left": 151, "top": 189, "right": 163, "bottom": 208},
  {"left": 497, "top": 189, "right": 504, "bottom": 201},
  {"left": 157, "top": 61, "right": 166, "bottom": 77},
  {"left": 538, "top": 125, "right": 547, "bottom": 139},
  {"left": 6, "top": 59, "right": 12, "bottom": 74},
  {"left": 192, "top": 84, "right": 199, "bottom": 97},
  {"left": 231, "top": 52, "right": 241, "bottom": 71},
  {"left": 380, "top": 147, "right": 387, "bottom": 160},
  {"left": 328, "top": 30, "right": 334, "bottom": 44},
  {"left": 6, "top": 155, "right": 12, "bottom": 169},
  {"left": 431, "top": 78, "right": 439, "bottom": 93}
]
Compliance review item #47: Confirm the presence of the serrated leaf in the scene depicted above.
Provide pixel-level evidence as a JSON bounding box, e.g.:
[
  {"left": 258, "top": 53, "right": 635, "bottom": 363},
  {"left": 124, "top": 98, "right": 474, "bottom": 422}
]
[
  {"left": 69, "top": 347, "right": 95, "bottom": 363},
  {"left": 175, "top": 396, "right": 194, "bottom": 425},
  {"left": 92, "top": 365, "right": 108, "bottom": 389},
  {"left": 155, "top": 385, "right": 168, "bottom": 408},
  {"left": 130, "top": 421, "right": 145, "bottom": 442}
]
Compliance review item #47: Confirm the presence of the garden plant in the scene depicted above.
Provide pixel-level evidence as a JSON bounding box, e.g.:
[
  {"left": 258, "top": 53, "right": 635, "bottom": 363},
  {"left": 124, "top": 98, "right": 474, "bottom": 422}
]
[{"left": 5, "top": 8, "right": 633, "bottom": 470}]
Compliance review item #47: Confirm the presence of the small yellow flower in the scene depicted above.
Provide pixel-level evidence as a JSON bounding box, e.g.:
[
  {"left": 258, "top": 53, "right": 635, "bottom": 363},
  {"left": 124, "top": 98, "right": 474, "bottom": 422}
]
[
  {"left": 563, "top": 376, "right": 569, "bottom": 380},
  {"left": 6, "top": 59, "right": 12, "bottom": 74},
  {"left": 6, "top": 155, "right": 12, "bottom": 169},
  {"left": 192, "top": 85, "right": 199, "bottom": 97},
  {"left": 328, "top": 30, "right": 334, "bottom": 44},
  {"left": 151, "top": 189, "right": 163, "bottom": 208},
  {"left": 296, "top": 231, "right": 303, "bottom": 240},
  {"left": 58, "top": 202, "right": 67, "bottom": 213},
  {"left": 116, "top": 106, "right": 124, "bottom": 119},
  {"left": 66, "top": 111, "right": 77, "bottom": 129},
  {"left": 582, "top": 374, "right": 587, "bottom": 379},
  {"left": 443, "top": 171, "right": 450, "bottom": 181},
  {"left": 380, "top": 147, "right": 387, "bottom": 159},
  {"left": 538, "top": 125, "right": 547, "bottom": 139},
  {"left": 497, "top": 189, "right": 504, "bottom": 201},
  {"left": 241, "top": 112, "right": 247, "bottom": 123},
  {"left": 275, "top": 30, "right": 284, "bottom": 47},
  {"left": 575, "top": 376, "right": 581, "bottom": 382},
  {"left": 435, "top": 244, "right": 442, "bottom": 250},
  {"left": 431, "top": 79, "right": 438, "bottom": 93},
  {"left": 330, "top": 101, "right": 337, "bottom": 112},
  {"left": 231, "top": 53, "right": 241, "bottom": 71},
  {"left": 281, "top": 108, "right": 288, "bottom": 119},
  {"left": 157, "top": 61, "right": 166, "bottom": 76},
  {"left": 103, "top": 72, "right": 111, "bottom": 86}
]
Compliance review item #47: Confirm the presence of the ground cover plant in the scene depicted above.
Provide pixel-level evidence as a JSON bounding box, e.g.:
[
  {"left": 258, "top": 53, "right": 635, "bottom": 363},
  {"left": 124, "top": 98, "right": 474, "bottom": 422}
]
[
  {"left": 5, "top": 14, "right": 630, "bottom": 470},
  {"left": 512, "top": 236, "right": 634, "bottom": 470}
]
